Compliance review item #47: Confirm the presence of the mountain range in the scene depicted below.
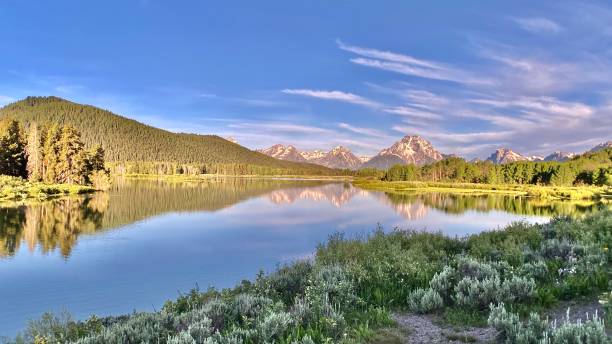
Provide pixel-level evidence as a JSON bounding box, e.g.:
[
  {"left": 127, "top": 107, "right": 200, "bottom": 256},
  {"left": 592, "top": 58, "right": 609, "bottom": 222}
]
[
  {"left": 258, "top": 145, "right": 362, "bottom": 169},
  {"left": 260, "top": 136, "right": 446, "bottom": 170},
  {"left": 261, "top": 137, "right": 611, "bottom": 170}
]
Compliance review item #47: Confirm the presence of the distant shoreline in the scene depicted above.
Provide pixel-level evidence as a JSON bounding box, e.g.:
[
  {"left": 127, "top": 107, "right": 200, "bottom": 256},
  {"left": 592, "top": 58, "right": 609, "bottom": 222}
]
[
  {"left": 352, "top": 179, "right": 611, "bottom": 200},
  {"left": 121, "top": 173, "right": 354, "bottom": 182}
]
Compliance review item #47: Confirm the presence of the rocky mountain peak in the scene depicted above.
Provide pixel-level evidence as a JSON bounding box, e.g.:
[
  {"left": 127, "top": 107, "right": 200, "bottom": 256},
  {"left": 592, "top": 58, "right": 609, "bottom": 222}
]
[
  {"left": 330, "top": 145, "right": 350, "bottom": 153},
  {"left": 589, "top": 141, "right": 612, "bottom": 153},
  {"left": 315, "top": 146, "right": 362, "bottom": 170},
  {"left": 486, "top": 148, "right": 527, "bottom": 164},
  {"left": 257, "top": 144, "right": 307, "bottom": 162},
  {"left": 544, "top": 151, "right": 576, "bottom": 162},
  {"left": 361, "top": 135, "right": 443, "bottom": 169}
]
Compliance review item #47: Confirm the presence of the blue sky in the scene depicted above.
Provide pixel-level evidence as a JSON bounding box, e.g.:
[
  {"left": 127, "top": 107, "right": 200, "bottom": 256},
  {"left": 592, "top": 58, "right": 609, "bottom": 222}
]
[{"left": 1, "top": 0, "right": 611, "bottom": 158}]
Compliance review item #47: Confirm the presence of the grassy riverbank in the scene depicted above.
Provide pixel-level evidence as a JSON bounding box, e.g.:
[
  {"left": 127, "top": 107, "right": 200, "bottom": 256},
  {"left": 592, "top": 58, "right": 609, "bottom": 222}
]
[
  {"left": 8, "top": 210, "right": 611, "bottom": 343},
  {"left": 0, "top": 176, "right": 93, "bottom": 202},
  {"left": 353, "top": 179, "right": 611, "bottom": 200}
]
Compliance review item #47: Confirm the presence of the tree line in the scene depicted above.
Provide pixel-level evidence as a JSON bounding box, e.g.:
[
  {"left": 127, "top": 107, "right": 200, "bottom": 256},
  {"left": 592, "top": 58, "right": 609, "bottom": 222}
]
[
  {"left": 382, "top": 150, "right": 612, "bottom": 186},
  {"left": 107, "top": 161, "right": 354, "bottom": 176},
  {"left": 0, "top": 119, "right": 110, "bottom": 188}
]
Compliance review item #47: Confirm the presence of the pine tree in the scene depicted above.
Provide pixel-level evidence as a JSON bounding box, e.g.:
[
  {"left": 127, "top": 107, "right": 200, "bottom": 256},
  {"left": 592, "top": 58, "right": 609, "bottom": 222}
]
[
  {"left": 0, "top": 119, "right": 26, "bottom": 177},
  {"left": 25, "top": 123, "right": 43, "bottom": 181},
  {"left": 42, "top": 124, "right": 60, "bottom": 183},
  {"left": 87, "top": 145, "right": 106, "bottom": 172},
  {"left": 55, "top": 125, "right": 85, "bottom": 184}
]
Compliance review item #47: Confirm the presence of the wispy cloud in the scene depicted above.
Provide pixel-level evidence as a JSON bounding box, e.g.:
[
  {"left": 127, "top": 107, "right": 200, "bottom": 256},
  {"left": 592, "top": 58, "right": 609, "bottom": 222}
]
[
  {"left": 199, "top": 93, "right": 284, "bottom": 107},
  {"left": 401, "top": 90, "right": 449, "bottom": 110},
  {"left": 512, "top": 17, "right": 562, "bottom": 34},
  {"left": 338, "top": 122, "right": 389, "bottom": 138},
  {"left": 383, "top": 106, "right": 443, "bottom": 120},
  {"left": 228, "top": 121, "right": 334, "bottom": 135},
  {"left": 479, "top": 97, "right": 591, "bottom": 116},
  {"left": 337, "top": 40, "right": 444, "bottom": 69},
  {"left": 339, "top": 41, "right": 490, "bottom": 85},
  {"left": 392, "top": 125, "right": 514, "bottom": 144},
  {"left": 281, "top": 89, "right": 380, "bottom": 108}
]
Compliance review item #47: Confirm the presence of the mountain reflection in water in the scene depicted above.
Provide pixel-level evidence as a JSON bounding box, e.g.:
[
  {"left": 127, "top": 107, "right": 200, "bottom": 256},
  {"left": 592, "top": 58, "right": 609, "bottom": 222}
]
[{"left": 0, "top": 178, "right": 604, "bottom": 259}]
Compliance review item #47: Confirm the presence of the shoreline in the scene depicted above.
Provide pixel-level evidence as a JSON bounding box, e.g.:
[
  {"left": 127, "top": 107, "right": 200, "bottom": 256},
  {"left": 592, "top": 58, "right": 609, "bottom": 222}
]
[
  {"left": 352, "top": 179, "right": 611, "bottom": 200},
  {"left": 121, "top": 173, "right": 354, "bottom": 182}
]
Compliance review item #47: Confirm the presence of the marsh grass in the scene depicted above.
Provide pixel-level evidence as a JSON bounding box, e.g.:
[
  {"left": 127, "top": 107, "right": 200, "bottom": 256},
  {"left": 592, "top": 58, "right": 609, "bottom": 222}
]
[
  {"left": 353, "top": 179, "right": 609, "bottom": 200},
  {"left": 0, "top": 175, "right": 94, "bottom": 201}
]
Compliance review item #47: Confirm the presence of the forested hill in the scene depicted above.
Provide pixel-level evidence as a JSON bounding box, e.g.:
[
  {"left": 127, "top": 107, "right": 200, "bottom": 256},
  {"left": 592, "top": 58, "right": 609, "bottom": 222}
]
[{"left": 0, "top": 96, "right": 336, "bottom": 174}]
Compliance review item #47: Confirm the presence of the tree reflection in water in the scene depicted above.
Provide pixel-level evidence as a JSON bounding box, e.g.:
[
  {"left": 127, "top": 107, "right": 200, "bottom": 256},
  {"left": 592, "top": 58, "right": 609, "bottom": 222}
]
[{"left": 0, "top": 178, "right": 606, "bottom": 258}]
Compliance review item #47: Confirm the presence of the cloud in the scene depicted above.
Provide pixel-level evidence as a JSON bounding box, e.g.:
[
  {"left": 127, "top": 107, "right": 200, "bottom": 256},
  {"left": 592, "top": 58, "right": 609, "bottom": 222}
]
[
  {"left": 339, "top": 41, "right": 489, "bottom": 85},
  {"left": 337, "top": 40, "right": 445, "bottom": 69},
  {"left": 383, "top": 106, "right": 443, "bottom": 120},
  {"left": 228, "top": 121, "right": 334, "bottom": 135},
  {"left": 401, "top": 90, "right": 449, "bottom": 110},
  {"left": 512, "top": 17, "right": 562, "bottom": 34},
  {"left": 474, "top": 41, "right": 612, "bottom": 94},
  {"left": 392, "top": 125, "right": 514, "bottom": 144},
  {"left": 338, "top": 122, "right": 389, "bottom": 138},
  {"left": 281, "top": 89, "right": 380, "bottom": 108},
  {"left": 469, "top": 96, "right": 594, "bottom": 127},
  {"left": 198, "top": 93, "right": 285, "bottom": 107}
]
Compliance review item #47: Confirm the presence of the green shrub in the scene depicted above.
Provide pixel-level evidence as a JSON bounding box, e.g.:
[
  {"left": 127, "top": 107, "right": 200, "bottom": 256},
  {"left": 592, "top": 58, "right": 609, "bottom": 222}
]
[
  {"left": 456, "top": 257, "right": 498, "bottom": 280},
  {"left": 407, "top": 288, "right": 444, "bottom": 314},
  {"left": 231, "top": 294, "right": 272, "bottom": 321},
  {"left": 488, "top": 303, "right": 609, "bottom": 344},
  {"left": 520, "top": 260, "right": 549, "bottom": 282},
  {"left": 429, "top": 265, "right": 456, "bottom": 301},
  {"left": 500, "top": 276, "right": 536, "bottom": 304},
  {"left": 202, "top": 299, "right": 232, "bottom": 332},
  {"left": 488, "top": 303, "right": 545, "bottom": 343},
  {"left": 455, "top": 276, "right": 501, "bottom": 310},
  {"left": 167, "top": 331, "right": 196, "bottom": 344},
  {"left": 291, "top": 335, "right": 315, "bottom": 344},
  {"left": 257, "top": 311, "right": 292, "bottom": 342},
  {"left": 256, "top": 261, "right": 312, "bottom": 305},
  {"left": 305, "top": 265, "right": 361, "bottom": 313},
  {"left": 72, "top": 312, "right": 176, "bottom": 344}
]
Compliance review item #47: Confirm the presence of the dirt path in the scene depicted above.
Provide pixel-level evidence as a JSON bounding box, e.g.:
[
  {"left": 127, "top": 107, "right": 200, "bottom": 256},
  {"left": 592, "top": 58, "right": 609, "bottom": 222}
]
[
  {"left": 391, "top": 299, "right": 608, "bottom": 343},
  {"left": 392, "top": 313, "right": 497, "bottom": 344}
]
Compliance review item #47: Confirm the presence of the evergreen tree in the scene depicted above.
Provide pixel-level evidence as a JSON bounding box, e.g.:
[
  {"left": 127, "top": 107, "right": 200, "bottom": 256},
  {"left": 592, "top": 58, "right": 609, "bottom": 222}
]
[
  {"left": 87, "top": 145, "right": 106, "bottom": 172},
  {"left": 55, "top": 125, "right": 86, "bottom": 184},
  {"left": 595, "top": 167, "right": 612, "bottom": 186},
  {"left": 41, "top": 124, "right": 61, "bottom": 183},
  {"left": 25, "top": 123, "right": 43, "bottom": 181},
  {"left": 0, "top": 119, "right": 26, "bottom": 177}
]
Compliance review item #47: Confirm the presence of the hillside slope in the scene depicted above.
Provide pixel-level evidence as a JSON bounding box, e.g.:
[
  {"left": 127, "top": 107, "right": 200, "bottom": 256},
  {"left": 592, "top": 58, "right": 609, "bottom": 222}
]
[{"left": 0, "top": 97, "right": 336, "bottom": 174}]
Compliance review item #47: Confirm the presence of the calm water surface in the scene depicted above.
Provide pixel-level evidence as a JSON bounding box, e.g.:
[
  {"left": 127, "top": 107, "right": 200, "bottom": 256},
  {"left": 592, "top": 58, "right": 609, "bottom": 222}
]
[{"left": 0, "top": 177, "right": 604, "bottom": 336}]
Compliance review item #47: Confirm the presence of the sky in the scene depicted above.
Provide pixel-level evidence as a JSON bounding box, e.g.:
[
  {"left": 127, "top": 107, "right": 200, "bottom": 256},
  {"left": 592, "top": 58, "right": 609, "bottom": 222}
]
[{"left": 0, "top": 0, "right": 611, "bottom": 159}]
